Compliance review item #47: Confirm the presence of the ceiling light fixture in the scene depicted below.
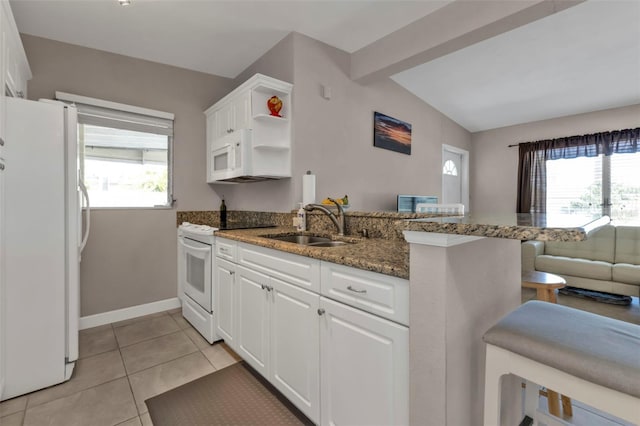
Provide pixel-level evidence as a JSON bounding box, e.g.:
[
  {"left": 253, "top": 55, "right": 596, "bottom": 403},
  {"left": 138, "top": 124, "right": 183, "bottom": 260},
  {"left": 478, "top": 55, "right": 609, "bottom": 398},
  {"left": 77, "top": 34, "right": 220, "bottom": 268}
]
[{"left": 117, "top": 0, "right": 131, "bottom": 6}]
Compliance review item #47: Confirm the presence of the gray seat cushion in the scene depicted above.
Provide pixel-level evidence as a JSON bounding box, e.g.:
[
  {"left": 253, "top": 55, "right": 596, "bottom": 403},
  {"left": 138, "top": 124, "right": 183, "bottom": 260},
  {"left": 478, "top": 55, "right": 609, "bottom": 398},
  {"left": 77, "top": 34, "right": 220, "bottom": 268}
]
[
  {"left": 483, "top": 301, "right": 640, "bottom": 398},
  {"left": 536, "top": 255, "right": 612, "bottom": 281}
]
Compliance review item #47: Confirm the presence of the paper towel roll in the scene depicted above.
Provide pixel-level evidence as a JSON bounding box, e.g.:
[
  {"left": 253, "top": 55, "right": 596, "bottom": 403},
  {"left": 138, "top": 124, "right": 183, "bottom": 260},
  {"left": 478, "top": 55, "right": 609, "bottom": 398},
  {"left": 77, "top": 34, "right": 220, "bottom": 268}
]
[{"left": 302, "top": 171, "right": 316, "bottom": 206}]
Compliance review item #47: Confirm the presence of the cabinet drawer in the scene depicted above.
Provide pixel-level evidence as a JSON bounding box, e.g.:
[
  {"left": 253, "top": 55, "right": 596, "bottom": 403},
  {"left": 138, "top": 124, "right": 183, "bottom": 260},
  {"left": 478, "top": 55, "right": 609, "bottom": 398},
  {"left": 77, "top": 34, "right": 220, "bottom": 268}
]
[
  {"left": 320, "top": 262, "right": 409, "bottom": 326},
  {"left": 215, "top": 237, "right": 237, "bottom": 262},
  {"left": 237, "top": 242, "right": 320, "bottom": 293}
]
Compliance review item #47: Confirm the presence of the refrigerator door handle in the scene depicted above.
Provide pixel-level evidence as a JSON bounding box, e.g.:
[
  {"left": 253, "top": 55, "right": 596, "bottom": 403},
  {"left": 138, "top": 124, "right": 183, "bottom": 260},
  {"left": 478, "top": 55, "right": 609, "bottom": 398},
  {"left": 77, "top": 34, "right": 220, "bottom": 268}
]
[{"left": 79, "top": 179, "right": 90, "bottom": 253}]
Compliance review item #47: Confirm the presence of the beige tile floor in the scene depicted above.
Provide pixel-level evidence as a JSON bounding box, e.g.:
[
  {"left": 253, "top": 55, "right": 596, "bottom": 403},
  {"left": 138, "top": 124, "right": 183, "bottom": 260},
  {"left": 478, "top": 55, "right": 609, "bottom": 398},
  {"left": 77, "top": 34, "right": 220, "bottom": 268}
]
[
  {"left": 1, "top": 293, "right": 638, "bottom": 426},
  {"left": 0, "top": 308, "right": 241, "bottom": 426}
]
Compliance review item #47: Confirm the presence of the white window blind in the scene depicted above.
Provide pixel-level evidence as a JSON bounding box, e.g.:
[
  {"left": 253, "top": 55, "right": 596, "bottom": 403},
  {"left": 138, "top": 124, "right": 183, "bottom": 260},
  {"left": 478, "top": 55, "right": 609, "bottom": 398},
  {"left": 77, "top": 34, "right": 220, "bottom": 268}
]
[
  {"left": 56, "top": 91, "right": 174, "bottom": 135},
  {"left": 56, "top": 92, "right": 174, "bottom": 208}
]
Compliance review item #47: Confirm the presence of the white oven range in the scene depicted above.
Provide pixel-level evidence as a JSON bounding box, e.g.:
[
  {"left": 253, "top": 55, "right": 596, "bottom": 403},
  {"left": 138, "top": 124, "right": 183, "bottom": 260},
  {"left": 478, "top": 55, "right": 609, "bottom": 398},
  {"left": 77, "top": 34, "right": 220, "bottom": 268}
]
[{"left": 177, "top": 222, "right": 221, "bottom": 344}]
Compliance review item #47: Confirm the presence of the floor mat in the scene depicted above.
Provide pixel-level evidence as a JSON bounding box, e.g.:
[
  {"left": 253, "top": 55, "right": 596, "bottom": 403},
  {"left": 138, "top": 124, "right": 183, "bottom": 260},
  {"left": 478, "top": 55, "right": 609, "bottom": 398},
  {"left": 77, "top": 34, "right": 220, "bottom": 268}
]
[
  {"left": 146, "top": 361, "right": 313, "bottom": 426},
  {"left": 558, "top": 286, "right": 632, "bottom": 305}
]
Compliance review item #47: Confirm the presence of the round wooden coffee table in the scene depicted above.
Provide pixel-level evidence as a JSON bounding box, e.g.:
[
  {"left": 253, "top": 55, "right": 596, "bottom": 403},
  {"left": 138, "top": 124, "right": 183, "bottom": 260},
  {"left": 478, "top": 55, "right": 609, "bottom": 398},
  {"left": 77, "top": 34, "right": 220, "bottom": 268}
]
[{"left": 522, "top": 270, "right": 566, "bottom": 304}]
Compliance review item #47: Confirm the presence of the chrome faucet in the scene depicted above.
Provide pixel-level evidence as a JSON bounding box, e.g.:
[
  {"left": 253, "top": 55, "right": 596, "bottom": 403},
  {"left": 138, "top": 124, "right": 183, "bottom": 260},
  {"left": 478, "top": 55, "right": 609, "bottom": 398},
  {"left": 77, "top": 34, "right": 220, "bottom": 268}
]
[{"left": 304, "top": 198, "right": 345, "bottom": 236}]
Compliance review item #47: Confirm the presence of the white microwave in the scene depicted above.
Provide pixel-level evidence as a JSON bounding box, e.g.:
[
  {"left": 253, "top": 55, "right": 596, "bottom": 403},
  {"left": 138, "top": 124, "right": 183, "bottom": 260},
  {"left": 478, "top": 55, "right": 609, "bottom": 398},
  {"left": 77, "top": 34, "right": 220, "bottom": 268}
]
[
  {"left": 209, "top": 129, "right": 253, "bottom": 183},
  {"left": 208, "top": 129, "right": 290, "bottom": 183}
]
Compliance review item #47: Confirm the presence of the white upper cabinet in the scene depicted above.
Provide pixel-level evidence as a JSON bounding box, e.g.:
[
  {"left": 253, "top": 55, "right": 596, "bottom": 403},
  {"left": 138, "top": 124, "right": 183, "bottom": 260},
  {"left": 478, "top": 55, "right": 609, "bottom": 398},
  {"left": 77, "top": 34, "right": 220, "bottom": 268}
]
[
  {"left": 205, "top": 74, "right": 292, "bottom": 183},
  {"left": 1, "top": 1, "right": 31, "bottom": 100}
]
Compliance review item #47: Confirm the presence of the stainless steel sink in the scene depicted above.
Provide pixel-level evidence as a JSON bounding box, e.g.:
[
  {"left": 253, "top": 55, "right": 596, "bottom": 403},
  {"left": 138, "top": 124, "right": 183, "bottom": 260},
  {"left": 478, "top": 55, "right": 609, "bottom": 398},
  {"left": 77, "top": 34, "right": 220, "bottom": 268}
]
[
  {"left": 267, "top": 235, "right": 332, "bottom": 244},
  {"left": 265, "top": 234, "right": 351, "bottom": 247},
  {"left": 307, "top": 241, "right": 348, "bottom": 247}
]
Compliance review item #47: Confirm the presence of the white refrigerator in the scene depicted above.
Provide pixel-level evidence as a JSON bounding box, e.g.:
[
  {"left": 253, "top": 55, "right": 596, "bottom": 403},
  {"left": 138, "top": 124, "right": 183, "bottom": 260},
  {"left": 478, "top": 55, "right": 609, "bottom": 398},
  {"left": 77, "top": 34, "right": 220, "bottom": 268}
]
[{"left": 1, "top": 97, "right": 89, "bottom": 400}]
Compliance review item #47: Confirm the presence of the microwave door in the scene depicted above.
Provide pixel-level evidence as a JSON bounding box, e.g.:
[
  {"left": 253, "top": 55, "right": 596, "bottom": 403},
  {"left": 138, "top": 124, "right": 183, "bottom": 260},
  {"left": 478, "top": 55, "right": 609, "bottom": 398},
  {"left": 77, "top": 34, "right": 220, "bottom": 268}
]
[{"left": 211, "top": 144, "right": 237, "bottom": 180}]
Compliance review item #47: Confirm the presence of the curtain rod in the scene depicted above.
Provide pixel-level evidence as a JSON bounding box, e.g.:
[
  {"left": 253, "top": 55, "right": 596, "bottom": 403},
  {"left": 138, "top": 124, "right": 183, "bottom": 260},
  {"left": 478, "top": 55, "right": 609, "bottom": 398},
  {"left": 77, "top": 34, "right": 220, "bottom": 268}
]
[{"left": 507, "top": 127, "right": 639, "bottom": 149}]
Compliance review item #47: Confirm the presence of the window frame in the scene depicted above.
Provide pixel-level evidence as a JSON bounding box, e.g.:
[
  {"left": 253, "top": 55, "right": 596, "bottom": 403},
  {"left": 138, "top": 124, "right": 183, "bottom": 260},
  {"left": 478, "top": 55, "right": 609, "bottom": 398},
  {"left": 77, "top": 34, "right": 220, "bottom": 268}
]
[{"left": 56, "top": 92, "right": 175, "bottom": 210}]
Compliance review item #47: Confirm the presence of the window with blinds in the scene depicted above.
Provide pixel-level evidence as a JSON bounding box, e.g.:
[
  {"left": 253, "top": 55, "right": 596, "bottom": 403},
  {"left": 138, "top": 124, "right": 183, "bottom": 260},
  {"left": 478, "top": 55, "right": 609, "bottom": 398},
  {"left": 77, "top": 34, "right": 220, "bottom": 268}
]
[
  {"left": 547, "top": 152, "right": 640, "bottom": 224},
  {"left": 56, "top": 92, "right": 174, "bottom": 208}
]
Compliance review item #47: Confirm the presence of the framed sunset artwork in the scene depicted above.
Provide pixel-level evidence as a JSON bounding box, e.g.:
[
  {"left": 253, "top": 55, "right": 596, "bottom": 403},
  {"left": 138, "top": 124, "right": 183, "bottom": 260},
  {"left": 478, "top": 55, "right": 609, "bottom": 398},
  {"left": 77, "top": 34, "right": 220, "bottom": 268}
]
[{"left": 373, "top": 111, "right": 412, "bottom": 155}]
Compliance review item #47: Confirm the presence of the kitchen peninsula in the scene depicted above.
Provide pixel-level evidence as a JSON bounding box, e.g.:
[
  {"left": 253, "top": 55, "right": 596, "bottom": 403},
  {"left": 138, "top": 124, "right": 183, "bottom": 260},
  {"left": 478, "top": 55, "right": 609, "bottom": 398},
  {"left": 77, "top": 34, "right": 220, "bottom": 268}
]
[
  {"left": 400, "top": 213, "right": 610, "bottom": 426},
  {"left": 178, "top": 210, "right": 609, "bottom": 425}
]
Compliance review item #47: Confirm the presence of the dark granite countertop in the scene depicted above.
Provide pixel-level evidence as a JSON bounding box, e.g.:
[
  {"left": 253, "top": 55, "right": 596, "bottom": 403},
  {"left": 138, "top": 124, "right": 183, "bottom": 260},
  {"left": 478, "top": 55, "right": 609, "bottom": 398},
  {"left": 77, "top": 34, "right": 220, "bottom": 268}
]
[
  {"left": 214, "top": 227, "right": 409, "bottom": 279},
  {"left": 398, "top": 214, "right": 611, "bottom": 242}
]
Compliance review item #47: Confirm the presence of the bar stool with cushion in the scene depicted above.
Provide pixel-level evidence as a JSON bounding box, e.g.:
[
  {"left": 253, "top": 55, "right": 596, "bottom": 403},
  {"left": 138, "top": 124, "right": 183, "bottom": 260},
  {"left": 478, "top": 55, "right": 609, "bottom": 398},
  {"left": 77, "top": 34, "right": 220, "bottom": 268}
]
[
  {"left": 483, "top": 301, "right": 640, "bottom": 426},
  {"left": 521, "top": 270, "right": 571, "bottom": 417}
]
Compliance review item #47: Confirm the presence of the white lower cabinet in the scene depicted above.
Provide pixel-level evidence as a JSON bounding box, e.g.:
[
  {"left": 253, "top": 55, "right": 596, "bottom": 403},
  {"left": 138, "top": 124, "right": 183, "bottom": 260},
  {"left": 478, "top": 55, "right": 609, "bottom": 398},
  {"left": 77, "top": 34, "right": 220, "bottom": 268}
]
[
  {"left": 319, "top": 296, "right": 409, "bottom": 426},
  {"left": 270, "top": 276, "right": 320, "bottom": 422},
  {"left": 236, "top": 265, "right": 270, "bottom": 377},
  {"left": 215, "top": 240, "right": 408, "bottom": 425},
  {"left": 235, "top": 264, "right": 321, "bottom": 423},
  {"left": 214, "top": 257, "right": 236, "bottom": 349}
]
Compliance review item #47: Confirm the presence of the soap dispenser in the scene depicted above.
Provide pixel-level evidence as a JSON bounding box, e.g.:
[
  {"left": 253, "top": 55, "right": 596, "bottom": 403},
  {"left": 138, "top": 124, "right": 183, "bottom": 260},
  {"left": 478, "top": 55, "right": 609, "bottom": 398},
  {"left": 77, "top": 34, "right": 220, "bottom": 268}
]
[{"left": 296, "top": 203, "right": 306, "bottom": 231}]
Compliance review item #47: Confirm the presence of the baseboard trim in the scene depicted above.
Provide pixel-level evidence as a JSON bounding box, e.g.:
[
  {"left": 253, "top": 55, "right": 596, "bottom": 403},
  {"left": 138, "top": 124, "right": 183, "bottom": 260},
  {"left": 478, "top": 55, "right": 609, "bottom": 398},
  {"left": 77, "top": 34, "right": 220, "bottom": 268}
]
[{"left": 79, "top": 297, "right": 181, "bottom": 330}]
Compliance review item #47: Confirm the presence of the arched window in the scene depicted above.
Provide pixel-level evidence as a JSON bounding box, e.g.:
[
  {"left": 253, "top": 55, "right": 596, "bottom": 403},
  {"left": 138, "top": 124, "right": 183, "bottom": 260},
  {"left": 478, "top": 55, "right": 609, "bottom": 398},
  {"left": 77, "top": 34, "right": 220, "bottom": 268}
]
[{"left": 443, "top": 160, "right": 458, "bottom": 176}]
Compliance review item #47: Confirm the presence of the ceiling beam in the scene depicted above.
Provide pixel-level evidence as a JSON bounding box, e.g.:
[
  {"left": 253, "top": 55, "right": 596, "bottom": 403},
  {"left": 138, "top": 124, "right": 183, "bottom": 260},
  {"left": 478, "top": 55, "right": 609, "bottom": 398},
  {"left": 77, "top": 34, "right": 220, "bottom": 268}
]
[{"left": 350, "top": 0, "right": 585, "bottom": 84}]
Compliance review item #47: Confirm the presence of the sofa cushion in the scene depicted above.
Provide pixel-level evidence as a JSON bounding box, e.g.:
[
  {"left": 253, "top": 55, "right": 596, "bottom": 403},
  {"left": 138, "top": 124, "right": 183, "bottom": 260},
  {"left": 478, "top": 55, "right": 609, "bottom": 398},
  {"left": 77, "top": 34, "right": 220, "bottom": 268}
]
[
  {"left": 612, "top": 263, "right": 640, "bottom": 285},
  {"left": 536, "top": 255, "right": 612, "bottom": 281},
  {"left": 615, "top": 226, "right": 640, "bottom": 265},
  {"left": 544, "top": 224, "right": 615, "bottom": 263}
]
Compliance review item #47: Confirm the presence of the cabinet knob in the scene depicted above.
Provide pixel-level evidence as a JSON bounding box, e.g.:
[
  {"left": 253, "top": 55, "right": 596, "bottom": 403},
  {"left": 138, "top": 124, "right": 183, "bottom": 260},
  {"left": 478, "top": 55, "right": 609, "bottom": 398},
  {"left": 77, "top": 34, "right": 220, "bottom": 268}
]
[
  {"left": 228, "top": 271, "right": 235, "bottom": 275},
  {"left": 16, "top": 91, "right": 25, "bottom": 98},
  {"left": 347, "top": 285, "right": 367, "bottom": 294},
  {"left": 317, "top": 308, "right": 325, "bottom": 316},
  {"left": 261, "top": 284, "right": 266, "bottom": 290},
  {"left": 0, "top": 137, "right": 4, "bottom": 146},
  {"left": 0, "top": 163, "right": 4, "bottom": 171}
]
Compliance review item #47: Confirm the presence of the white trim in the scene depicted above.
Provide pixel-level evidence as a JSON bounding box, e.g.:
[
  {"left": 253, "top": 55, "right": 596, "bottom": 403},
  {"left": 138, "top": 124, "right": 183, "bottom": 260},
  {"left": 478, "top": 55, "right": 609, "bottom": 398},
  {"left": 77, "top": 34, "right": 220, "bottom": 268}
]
[
  {"left": 55, "top": 92, "right": 175, "bottom": 120},
  {"left": 441, "top": 144, "right": 470, "bottom": 211},
  {"left": 403, "top": 230, "right": 484, "bottom": 247},
  {"left": 79, "top": 297, "right": 181, "bottom": 330}
]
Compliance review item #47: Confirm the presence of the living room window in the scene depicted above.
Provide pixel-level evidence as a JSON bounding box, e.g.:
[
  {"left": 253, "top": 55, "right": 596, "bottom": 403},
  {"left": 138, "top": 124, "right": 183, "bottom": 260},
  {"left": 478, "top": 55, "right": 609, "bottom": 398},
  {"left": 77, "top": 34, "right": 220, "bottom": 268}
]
[
  {"left": 546, "top": 152, "right": 640, "bottom": 222},
  {"left": 516, "top": 127, "right": 640, "bottom": 224},
  {"left": 56, "top": 92, "right": 174, "bottom": 208}
]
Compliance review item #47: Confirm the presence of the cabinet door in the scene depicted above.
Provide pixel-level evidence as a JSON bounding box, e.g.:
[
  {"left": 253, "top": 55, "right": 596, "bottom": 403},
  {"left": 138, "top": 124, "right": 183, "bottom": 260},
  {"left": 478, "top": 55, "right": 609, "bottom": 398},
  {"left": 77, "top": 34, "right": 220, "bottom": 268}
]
[
  {"left": 214, "top": 257, "right": 236, "bottom": 350},
  {"left": 232, "top": 91, "right": 251, "bottom": 131},
  {"left": 235, "top": 265, "right": 270, "bottom": 377},
  {"left": 214, "top": 105, "right": 233, "bottom": 140},
  {"left": 320, "top": 297, "right": 409, "bottom": 426},
  {"left": 270, "top": 277, "right": 320, "bottom": 423}
]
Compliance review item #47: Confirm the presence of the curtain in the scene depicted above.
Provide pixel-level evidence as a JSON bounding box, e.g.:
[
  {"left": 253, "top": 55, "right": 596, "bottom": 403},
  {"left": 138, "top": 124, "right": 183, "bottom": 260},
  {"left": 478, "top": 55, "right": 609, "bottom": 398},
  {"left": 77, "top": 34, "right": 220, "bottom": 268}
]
[{"left": 516, "top": 127, "right": 640, "bottom": 213}]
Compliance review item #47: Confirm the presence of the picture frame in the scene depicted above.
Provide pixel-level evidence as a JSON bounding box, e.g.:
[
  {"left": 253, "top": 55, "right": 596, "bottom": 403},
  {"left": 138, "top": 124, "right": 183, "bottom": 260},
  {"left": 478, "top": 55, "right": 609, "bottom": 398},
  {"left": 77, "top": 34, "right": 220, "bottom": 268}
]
[{"left": 373, "top": 111, "right": 412, "bottom": 155}]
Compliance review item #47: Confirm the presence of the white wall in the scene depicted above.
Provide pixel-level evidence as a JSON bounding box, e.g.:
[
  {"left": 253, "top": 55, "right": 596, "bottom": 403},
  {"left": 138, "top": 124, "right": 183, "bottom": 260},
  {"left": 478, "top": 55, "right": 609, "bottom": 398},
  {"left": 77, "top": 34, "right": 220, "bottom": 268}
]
[{"left": 470, "top": 104, "right": 640, "bottom": 213}]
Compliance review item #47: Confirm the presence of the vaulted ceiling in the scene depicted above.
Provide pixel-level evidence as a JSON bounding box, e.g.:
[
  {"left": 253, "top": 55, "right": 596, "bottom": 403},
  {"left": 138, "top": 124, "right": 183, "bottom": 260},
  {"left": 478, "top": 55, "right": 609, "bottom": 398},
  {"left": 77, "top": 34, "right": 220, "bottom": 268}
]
[{"left": 10, "top": 0, "right": 640, "bottom": 132}]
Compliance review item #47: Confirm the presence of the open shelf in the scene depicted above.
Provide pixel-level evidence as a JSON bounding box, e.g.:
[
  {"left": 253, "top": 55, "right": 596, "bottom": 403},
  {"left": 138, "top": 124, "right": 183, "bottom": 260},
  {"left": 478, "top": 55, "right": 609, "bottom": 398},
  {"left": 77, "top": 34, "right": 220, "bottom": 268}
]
[
  {"left": 253, "top": 144, "right": 290, "bottom": 151},
  {"left": 253, "top": 113, "right": 288, "bottom": 121}
]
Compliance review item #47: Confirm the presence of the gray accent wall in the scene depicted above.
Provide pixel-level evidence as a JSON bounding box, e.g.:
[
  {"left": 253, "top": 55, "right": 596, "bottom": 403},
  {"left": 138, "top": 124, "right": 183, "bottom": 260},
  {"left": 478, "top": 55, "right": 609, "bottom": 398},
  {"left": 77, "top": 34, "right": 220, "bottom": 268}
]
[
  {"left": 22, "top": 32, "right": 471, "bottom": 316},
  {"left": 470, "top": 104, "right": 640, "bottom": 214},
  {"left": 22, "top": 34, "right": 235, "bottom": 316},
  {"left": 220, "top": 33, "right": 472, "bottom": 213}
]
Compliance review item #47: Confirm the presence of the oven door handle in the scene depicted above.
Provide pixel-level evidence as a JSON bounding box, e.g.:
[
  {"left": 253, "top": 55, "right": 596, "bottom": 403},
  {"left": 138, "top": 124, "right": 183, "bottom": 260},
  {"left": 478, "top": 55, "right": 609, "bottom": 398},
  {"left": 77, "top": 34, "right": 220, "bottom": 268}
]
[{"left": 179, "top": 239, "right": 211, "bottom": 253}]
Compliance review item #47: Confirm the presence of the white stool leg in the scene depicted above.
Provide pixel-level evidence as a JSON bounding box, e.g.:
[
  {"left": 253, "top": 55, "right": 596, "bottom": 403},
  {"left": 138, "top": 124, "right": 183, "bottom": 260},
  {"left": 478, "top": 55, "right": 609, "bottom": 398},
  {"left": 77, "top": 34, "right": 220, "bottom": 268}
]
[
  {"left": 524, "top": 380, "right": 540, "bottom": 423},
  {"left": 484, "top": 345, "right": 505, "bottom": 426}
]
